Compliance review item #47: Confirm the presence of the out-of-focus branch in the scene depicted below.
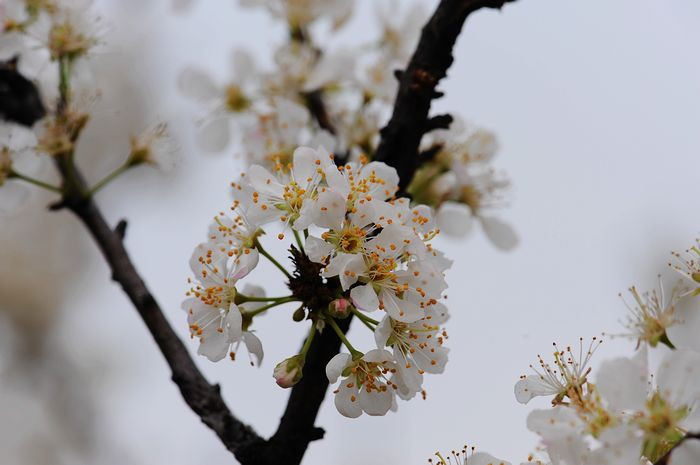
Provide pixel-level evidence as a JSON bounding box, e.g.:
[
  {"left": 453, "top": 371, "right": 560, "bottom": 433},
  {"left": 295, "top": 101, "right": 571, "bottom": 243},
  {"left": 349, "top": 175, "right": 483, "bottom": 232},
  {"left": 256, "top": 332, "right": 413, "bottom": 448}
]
[
  {"left": 654, "top": 432, "right": 700, "bottom": 465},
  {"left": 43, "top": 55, "right": 262, "bottom": 462},
  {"left": 375, "top": 0, "right": 518, "bottom": 189},
  {"left": 52, "top": 160, "right": 263, "bottom": 459},
  {"left": 304, "top": 89, "right": 336, "bottom": 135}
]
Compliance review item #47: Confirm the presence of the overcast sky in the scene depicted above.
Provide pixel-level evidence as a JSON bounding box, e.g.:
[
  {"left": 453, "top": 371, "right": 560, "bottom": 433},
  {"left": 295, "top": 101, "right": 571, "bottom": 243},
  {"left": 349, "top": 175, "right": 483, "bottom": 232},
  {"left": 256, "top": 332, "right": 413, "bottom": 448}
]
[{"left": 3, "top": 1, "right": 700, "bottom": 464}]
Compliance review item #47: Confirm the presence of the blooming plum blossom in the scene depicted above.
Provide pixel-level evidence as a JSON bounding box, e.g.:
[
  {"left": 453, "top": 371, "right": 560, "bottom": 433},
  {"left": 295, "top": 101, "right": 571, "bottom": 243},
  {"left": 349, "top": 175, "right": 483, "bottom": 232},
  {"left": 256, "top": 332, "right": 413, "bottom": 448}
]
[
  {"left": 182, "top": 243, "right": 260, "bottom": 362},
  {"left": 514, "top": 338, "right": 602, "bottom": 405},
  {"left": 374, "top": 303, "right": 449, "bottom": 399},
  {"left": 326, "top": 349, "right": 398, "bottom": 418}
]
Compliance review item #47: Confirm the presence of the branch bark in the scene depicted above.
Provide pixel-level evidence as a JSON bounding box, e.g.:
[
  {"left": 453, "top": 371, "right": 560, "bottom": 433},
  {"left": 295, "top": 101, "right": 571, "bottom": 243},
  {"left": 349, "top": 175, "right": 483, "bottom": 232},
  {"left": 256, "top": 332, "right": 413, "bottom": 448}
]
[
  {"left": 26, "top": 1, "right": 519, "bottom": 463},
  {"left": 374, "top": 0, "right": 518, "bottom": 188},
  {"left": 54, "top": 160, "right": 262, "bottom": 460}
]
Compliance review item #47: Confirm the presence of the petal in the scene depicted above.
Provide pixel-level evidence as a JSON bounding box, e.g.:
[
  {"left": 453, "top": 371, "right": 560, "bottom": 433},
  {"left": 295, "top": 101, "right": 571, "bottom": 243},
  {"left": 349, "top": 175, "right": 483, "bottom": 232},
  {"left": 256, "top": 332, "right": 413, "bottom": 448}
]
[
  {"left": 379, "top": 289, "right": 423, "bottom": 323},
  {"left": 248, "top": 164, "right": 284, "bottom": 197},
  {"left": 360, "top": 161, "right": 399, "bottom": 200},
  {"left": 436, "top": 201, "right": 474, "bottom": 237},
  {"left": 416, "top": 345, "right": 449, "bottom": 374},
  {"left": 526, "top": 407, "right": 584, "bottom": 438},
  {"left": 362, "top": 349, "right": 394, "bottom": 364},
  {"left": 358, "top": 386, "right": 393, "bottom": 416},
  {"left": 334, "top": 380, "right": 362, "bottom": 418},
  {"left": 373, "top": 315, "right": 392, "bottom": 348},
  {"left": 514, "top": 375, "right": 560, "bottom": 404},
  {"left": 350, "top": 284, "right": 379, "bottom": 312},
  {"left": 596, "top": 356, "right": 648, "bottom": 413},
  {"left": 231, "top": 249, "right": 259, "bottom": 281},
  {"left": 0, "top": 181, "right": 29, "bottom": 214},
  {"left": 242, "top": 332, "right": 264, "bottom": 366},
  {"left": 177, "top": 66, "right": 219, "bottom": 101},
  {"left": 291, "top": 146, "right": 320, "bottom": 185},
  {"left": 326, "top": 353, "right": 351, "bottom": 383},
  {"left": 305, "top": 235, "right": 334, "bottom": 263},
  {"left": 197, "top": 328, "right": 229, "bottom": 362},
  {"left": 480, "top": 216, "right": 519, "bottom": 251},
  {"left": 225, "top": 303, "right": 243, "bottom": 342},
  {"left": 313, "top": 189, "right": 346, "bottom": 230},
  {"left": 339, "top": 254, "right": 365, "bottom": 290},
  {"left": 196, "top": 117, "right": 230, "bottom": 152},
  {"left": 469, "top": 453, "right": 511, "bottom": 465},
  {"left": 657, "top": 349, "right": 700, "bottom": 409}
]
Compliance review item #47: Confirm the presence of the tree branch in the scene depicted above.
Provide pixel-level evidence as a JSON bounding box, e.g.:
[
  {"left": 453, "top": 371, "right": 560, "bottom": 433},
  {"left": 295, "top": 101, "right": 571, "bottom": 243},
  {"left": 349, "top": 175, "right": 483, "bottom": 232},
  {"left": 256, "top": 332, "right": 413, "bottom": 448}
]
[
  {"left": 7, "top": 1, "right": 519, "bottom": 463},
  {"left": 53, "top": 160, "right": 262, "bottom": 460},
  {"left": 374, "top": 0, "right": 518, "bottom": 188},
  {"left": 304, "top": 89, "right": 336, "bottom": 135}
]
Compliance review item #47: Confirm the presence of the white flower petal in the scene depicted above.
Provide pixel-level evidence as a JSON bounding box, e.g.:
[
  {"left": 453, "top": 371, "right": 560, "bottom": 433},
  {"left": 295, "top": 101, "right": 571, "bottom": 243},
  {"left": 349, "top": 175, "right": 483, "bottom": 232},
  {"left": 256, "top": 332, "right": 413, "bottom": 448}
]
[
  {"left": 436, "top": 201, "right": 474, "bottom": 237},
  {"left": 326, "top": 353, "right": 351, "bottom": 383},
  {"left": 197, "top": 328, "right": 229, "bottom": 362},
  {"left": 305, "top": 235, "right": 334, "bottom": 263},
  {"left": 334, "top": 380, "right": 362, "bottom": 418},
  {"left": 379, "top": 289, "right": 423, "bottom": 323},
  {"left": 358, "top": 386, "right": 393, "bottom": 416},
  {"left": 596, "top": 356, "right": 647, "bottom": 413},
  {"left": 350, "top": 284, "right": 379, "bottom": 312},
  {"left": 514, "top": 375, "right": 560, "bottom": 404},
  {"left": 480, "top": 216, "right": 519, "bottom": 251},
  {"left": 178, "top": 66, "right": 220, "bottom": 101},
  {"left": 0, "top": 181, "right": 30, "bottom": 214},
  {"left": 196, "top": 117, "right": 230, "bottom": 152},
  {"left": 242, "top": 332, "right": 264, "bottom": 366},
  {"left": 469, "top": 452, "right": 511, "bottom": 465},
  {"left": 657, "top": 349, "right": 700, "bottom": 409}
]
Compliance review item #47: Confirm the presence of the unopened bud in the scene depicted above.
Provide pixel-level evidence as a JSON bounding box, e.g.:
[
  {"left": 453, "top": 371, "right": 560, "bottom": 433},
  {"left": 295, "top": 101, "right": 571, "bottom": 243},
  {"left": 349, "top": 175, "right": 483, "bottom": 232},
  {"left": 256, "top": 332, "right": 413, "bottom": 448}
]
[
  {"left": 327, "top": 298, "right": 354, "bottom": 319},
  {"left": 292, "top": 306, "right": 306, "bottom": 322},
  {"left": 273, "top": 355, "right": 305, "bottom": 388}
]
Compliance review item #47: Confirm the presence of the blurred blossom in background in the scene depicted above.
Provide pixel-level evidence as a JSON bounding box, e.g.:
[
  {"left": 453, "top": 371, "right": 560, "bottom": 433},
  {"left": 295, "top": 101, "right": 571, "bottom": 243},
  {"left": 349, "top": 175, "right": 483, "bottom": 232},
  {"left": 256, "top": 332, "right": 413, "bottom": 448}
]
[{"left": 1, "top": 0, "right": 699, "bottom": 464}]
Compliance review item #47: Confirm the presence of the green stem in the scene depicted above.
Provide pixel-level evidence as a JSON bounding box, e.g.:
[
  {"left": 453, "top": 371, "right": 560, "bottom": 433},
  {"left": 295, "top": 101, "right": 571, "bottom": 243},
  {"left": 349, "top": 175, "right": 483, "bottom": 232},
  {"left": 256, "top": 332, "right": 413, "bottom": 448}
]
[
  {"left": 299, "top": 323, "right": 316, "bottom": 358},
  {"left": 58, "top": 57, "right": 71, "bottom": 110},
  {"left": 254, "top": 238, "right": 292, "bottom": 279},
  {"left": 88, "top": 164, "right": 129, "bottom": 196},
  {"left": 293, "top": 229, "right": 304, "bottom": 252},
  {"left": 237, "top": 293, "right": 294, "bottom": 303},
  {"left": 243, "top": 297, "right": 296, "bottom": 317},
  {"left": 9, "top": 170, "right": 62, "bottom": 193},
  {"left": 327, "top": 317, "right": 361, "bottom": 357},
  {"left": 350, "top": 307, "right": 379, "bottom": 326}
]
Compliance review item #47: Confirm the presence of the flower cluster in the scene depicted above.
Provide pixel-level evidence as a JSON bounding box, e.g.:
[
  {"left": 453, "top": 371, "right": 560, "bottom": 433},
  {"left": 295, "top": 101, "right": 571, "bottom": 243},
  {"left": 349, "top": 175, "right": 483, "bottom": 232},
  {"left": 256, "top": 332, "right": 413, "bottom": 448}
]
[
  {"left": 183, "top": 145, "right": 451, "bottom": 417},
  {"left": 410, "top": 118, "right": 517, "bottom": 249},
  {"left": 0, "top": 0, "right": 176, "bottom": 214},
  {"left": 503, "top": 239, "right": 700, "bottom": 465},
  {"left": 429, "top": 237, "right": 700, "bottom": 464},
  {"left": 177, "top": 0, "right": 517, "bottom": 247}
]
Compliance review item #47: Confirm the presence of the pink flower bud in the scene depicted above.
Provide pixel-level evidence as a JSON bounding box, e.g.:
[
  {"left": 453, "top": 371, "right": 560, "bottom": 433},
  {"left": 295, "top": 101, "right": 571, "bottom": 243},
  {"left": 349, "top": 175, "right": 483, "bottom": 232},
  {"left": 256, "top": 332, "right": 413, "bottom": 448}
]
[
  {"left": 273, "top": 355, "right": 305, "bottom": 388},
  {"left": 328, "top": 298, "right": 354, "bottom": 319}
]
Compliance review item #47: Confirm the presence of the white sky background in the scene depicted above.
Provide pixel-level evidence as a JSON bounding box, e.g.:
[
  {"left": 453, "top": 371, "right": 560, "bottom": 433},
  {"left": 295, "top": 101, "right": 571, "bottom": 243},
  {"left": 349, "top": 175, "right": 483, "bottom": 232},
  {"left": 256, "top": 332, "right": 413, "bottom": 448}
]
[{"left": 3, "top": 0, "right": 700, "bottom": 464}]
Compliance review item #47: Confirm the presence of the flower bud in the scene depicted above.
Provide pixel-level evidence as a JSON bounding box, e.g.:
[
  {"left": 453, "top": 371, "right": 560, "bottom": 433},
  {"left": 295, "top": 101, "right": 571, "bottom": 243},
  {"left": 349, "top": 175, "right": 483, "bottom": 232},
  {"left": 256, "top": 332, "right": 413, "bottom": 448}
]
[
  {"left": 327, "top": 298, "right": 354, "bottom": 319},
  {"left": 292, "top": 306, "right": 306, "bottom": 322},
  {"left": 273, "top": 355, "right": 305, "bottom": 388}
]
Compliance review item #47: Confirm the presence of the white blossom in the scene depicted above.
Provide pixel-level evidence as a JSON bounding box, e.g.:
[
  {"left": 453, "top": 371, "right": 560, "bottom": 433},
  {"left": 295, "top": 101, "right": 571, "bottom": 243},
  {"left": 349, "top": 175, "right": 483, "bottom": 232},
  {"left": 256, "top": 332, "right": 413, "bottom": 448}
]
[
  {"left": 182, "top": 243, "right": 260, "bottom": 362},
  {"left": 326, "top": 349, "right": 398, "bottom": 418}
]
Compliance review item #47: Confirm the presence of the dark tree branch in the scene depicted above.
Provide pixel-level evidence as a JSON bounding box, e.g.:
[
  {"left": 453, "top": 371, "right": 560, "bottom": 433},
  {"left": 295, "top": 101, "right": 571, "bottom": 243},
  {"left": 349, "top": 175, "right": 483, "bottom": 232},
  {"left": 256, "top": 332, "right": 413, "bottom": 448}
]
[
  {"left": 6, "top": 1, "right": 519, "bottom": 463},
  {"left": 304, "top": 89, "right": 337, "bottom": 135},
  {"left": 52, "top": 160, "right": 262, "bottom": 460},
  {"left": 375, "top": 0, "right": 518, "bottom": 189}
]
